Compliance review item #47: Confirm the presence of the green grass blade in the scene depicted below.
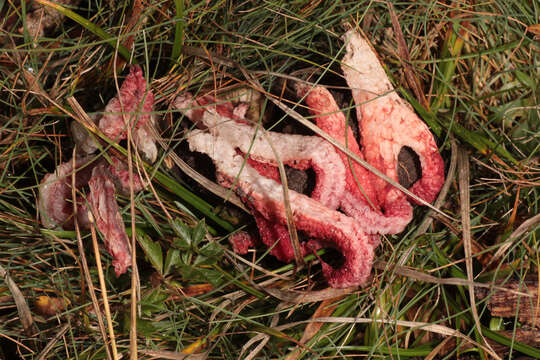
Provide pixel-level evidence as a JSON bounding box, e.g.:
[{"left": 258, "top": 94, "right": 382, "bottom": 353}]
[
  {"left": 483, "top": 327, "right": 540, "bottom": 359},
  {"left": 35, "top": 0, "right": 132, "bottom": 62},
  {"left": 171, "top": 0, "right": 184, "bottom": 64}
]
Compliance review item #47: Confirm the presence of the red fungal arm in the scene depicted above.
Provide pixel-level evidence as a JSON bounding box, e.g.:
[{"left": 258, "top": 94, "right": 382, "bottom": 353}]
[
  {"left": 107, "top": 156, "right": 146, "bottom": 195},
  {"left": 188, "top": 126, "right": 375, "bottom": 288},
  {"left": 38, "top": 158, "right": 94, "bottom": 229},
  {"left": 176, "top": 93, "right": 346, "bottom": 210},
  {"left": 99, "top": 65, "right": 157, "bottom": 162},
  {"left": 341, "top": 31, "right": 444, "bottom": 206},
  {"left": 88, "top": 164, "right": 132, "bottom": 276},
  {"left": 297, "top": 84, "right": 413, "bottom": 234},
  {"left": 229, "top": 231, "right": 256, "bottom": 255}
]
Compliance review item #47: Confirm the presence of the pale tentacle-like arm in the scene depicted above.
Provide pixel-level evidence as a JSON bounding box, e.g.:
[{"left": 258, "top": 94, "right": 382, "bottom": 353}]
[{"left": 341, "top": 31, "right": 444, "bottom": 207}]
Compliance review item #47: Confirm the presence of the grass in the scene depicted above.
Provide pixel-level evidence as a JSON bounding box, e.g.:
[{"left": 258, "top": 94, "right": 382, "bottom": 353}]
[{"left": 1, "top": 0, "right": 540, "bottom": 359}]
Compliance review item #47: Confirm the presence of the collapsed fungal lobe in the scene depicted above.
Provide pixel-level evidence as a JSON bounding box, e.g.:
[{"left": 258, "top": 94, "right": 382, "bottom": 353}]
[
  {"left": 38, "top": 157, "right": 93, "bottom": 229},
  {"left": 98, "top": 65, "right": 158, "bottom": 163},
  {"left": 88, "top": 164, "right": 132, "bottom": 276}
]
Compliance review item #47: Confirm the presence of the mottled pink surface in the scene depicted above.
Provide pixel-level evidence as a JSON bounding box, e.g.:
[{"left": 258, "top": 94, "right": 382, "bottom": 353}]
[
  {"left": 176, "top": 93, "right": 346, "bottom": 210},
  {"left": 88, "top": 164, "right": 132, "bottom": 276},
  {"left": 39, "top": 157, "right": 137, "bottom": 276},
  {"left": 177, "top": 94, "right": 355, "bottom": 265},
  {"left": 39, "top": 66, "right": 155, "bottom": 276},
  {"left": 341, "top": 31, "right": 445, "bottom": 208},
  {"left": 108, "top": 156, "right": 145, "bottom": 195},
  {"left": 178, "top": 94, "right": 375, "bottom": 287},
  {"left": 177, "top": 31, "right": 444, "bottom": 288},
  {"left": 297, "top": 84, "right": 412, "bottom": 235},
  {"left": 229, "top": 231, "right": 256, "bottom": 255},
  {"left": 99, "top": 65, "right": 154, "bottom": 140},
  {"left": 38, "top": 157, "right": 94, "bottom": 229},
  {"left": 187, "top": 129, "right": 374, "bottom": 288},
  {"left": 98, "top": 65, "right": 157, "bottom": 162}
]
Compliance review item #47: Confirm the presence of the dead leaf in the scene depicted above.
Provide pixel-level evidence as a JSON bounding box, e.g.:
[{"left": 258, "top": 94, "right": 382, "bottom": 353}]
[
  {"left": 35, "top": 296, "right": 67, "bottom": 317},
  {"left": 527, "top": 24, "right": 540, "bottom": 36}
]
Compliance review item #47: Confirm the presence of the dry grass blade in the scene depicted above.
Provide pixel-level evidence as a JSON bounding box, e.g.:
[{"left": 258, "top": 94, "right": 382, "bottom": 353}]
[
  {"left": 72, "top": 151, "right": 113, "bottom": 360},
  {"left": 66, "top": 96, "right": 99, "bottom": 131},
  {"left": 425, "top": 337, "right": 453, "bottom": 360},
  {"left": 388, "top": 2, "right": 429, "bottom": 110},
  {"left": 458, "top": 148, "right": 496, "bottom": 359},
  {"left": 414, "top": 140, "right": 458, "bottom": 238},
  {"left": 139, "top": 349, "right": 208, "bottom": 359},
  {"left": 242, "top": 302, "right": 285, "bottom": 360},
  {"left": 274, "top": 316, "right": 501, "bottom": 359},
  {"left": 491, "top": 213, "right": 540, "bottom": 265},
  {"left": 89, "top": 212, "right": 119, "bottom": 359},
  {"left": 263, "top": 287, "right": 355, "bottom": 304},
  {"left": 74, "top": 219, "right": 113, "bottom": 360},
  {"left": 35, "top": 324, "right": 69, "bottom": 360},
  {"left": 258, "top": 128, "right": 303, "bottom": 267},
  {"left": 0, "top": 264, "right": 38, "bottom": 336},
  {"left": 373, "top": 261, "right": 532, "bottom": 297}
]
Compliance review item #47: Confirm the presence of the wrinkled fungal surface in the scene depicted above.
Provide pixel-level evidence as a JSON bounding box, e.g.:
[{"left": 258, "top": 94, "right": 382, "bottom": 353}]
[
  {"left": 39, "top": 65, "right": 154, "bottom": 276},
  {"left": 185, "top": 123, "right": 375, "bottom": 288},
  {"left": 341, "top": 31, "right": 445, "bottom": 209},
  {"left": 99, "top": 65, "right": 157, "bottom": 163},
  {"left": 38, "top": 157, "right": 93, "bottom": 229},
  {"left": 88, "top": 164, "right": 132, "bottom": 276},
  {"left": 176, "top": 30, "right": 445, "bottom": 288}
]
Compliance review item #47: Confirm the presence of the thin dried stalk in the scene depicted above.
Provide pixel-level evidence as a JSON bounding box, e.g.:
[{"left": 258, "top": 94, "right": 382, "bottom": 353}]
[
  {"left": 89, "top": 213, "right": 119, "bottom": 359},
  {"left": 458, "top": 147, "right": 495, "bottom": 358},
  {"left": 490, "top": 213, "right": 540, "bottom": 265},
  {"left": 273, "top": 316, "right": 501, "bottom": 360},
  {"left": 35, "top": 324, "right": 69, "bottom": 360},
  {"left": 372, "top": 261, "right": 531, "bottom": 297},
  {"left": 0, "top": 265, "right": 38, "bottom": 336},
  {"left": 388, "top": 2, "right": 429, "bottom": 110},
  {"left": 72, "top": 157, "right": 113, "bottom": 360},
  {"left": 414, "top": 140, "right": 458, "bottom": 237}
]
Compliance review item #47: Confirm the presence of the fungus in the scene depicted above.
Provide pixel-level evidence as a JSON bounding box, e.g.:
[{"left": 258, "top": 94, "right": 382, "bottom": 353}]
[
  {"left": 38, "top": 157, "right": 93, "bottom": 229},
  {"left": 176, "top": 93, "right": 353, "bottom": 263},
  {"left": 99, "top": 65, "right": 157, "bottom": 163},
  {"left": 186, "top": 126, "right": 375, "bottom": 288},
  {"left": 296, "top": 83, "right": 413, "bottom": 235},
  {"left": 174, "top": 30, "right": 444, "bottom": 288},
  {"left": 39, "top": 66, "right": 154, "bottom": 276},
  {"left": 87, "top": 164, "right": 132, "bottom": 276},
  {"left": 341, "top": 30, "right": 445, "bottom": 209}
]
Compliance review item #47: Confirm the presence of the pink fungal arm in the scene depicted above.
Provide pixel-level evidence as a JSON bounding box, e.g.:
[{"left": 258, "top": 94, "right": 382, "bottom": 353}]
[
  {"left": 176, "top": 93, "right": 353, "bottom": 263},
  {"left": 88, "top": 164, "right": 132, "bottom": 276},
  {"left": 107, "top": 156, "right": 146, "bottom": 195},
  {"left": 175, "top": 93, "right": 346, "bottom": 210},
  {"left": 39, "top": 66, "right": 157, "bottom": 277},
  {"left": 341, "top": 31, "right": 444, "bottom": 206},
  {"left": 297, "top": 84, "right": 413, "bottom": 235},
  {"left": 188, "top": 130, "right": 374, "bottom": 288},
  {"left": 99, "top": 65, "right": 157, "bottom": 163},
  {"left": 38, "top": 157, "right": 94, "bottom": 229}
]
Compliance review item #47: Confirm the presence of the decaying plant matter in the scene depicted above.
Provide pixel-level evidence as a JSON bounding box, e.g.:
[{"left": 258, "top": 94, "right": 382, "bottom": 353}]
[
  {"left": 23, "top": 0, "right": 79, "bottom": 38},
  {"left": 176, "top": 30, "right": 445, "bottom": 288},
  {"left": 38, "top": 65, "right": 155, "bottom": 276}
]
